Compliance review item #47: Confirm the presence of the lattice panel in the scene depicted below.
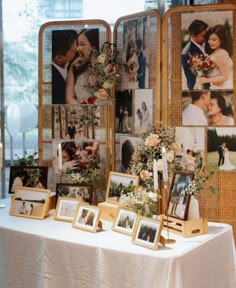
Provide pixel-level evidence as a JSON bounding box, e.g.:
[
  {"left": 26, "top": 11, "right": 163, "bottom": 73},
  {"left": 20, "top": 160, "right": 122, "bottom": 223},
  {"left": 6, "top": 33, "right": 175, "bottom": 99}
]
[{"left": 162, "top": 4, "right": 236, "bottom": 242}]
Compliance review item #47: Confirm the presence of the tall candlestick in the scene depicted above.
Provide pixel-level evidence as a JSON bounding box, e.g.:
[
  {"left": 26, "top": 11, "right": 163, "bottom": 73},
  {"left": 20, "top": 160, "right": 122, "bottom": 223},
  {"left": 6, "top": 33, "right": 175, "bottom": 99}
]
[
  {"left": 58, "top": 143, "right": 62, "bottom": 172},
  {"left": 162, "top": 147, "right": 168, "bottom": 182},
  {"left": 153, "top": 159, "right": 158, "bottom": 190}
]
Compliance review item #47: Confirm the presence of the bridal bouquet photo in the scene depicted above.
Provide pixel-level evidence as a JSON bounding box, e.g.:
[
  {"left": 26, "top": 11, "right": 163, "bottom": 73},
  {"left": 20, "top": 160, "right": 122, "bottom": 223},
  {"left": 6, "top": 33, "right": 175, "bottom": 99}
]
[{"left": 187, "top": 52, "right": 215, "bottom": 77}]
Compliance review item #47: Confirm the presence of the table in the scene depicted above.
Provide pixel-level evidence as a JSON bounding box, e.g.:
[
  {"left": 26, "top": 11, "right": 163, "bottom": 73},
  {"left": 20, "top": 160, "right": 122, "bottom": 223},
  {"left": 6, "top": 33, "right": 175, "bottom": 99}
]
[{"left": 0, "top": 199, "right": 235, "bottom": 288}]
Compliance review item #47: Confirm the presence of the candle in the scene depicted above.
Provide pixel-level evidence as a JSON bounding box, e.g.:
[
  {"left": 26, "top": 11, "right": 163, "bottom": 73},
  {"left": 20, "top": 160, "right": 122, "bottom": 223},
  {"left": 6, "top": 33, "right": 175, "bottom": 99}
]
[
  {"left": 58, "top": 143, "right": 62, "bottom": 172},
  {"left": 0, "top": 142, "right": 2, "bottom": 170},
  {"left": 153, "top": 159, "right": 158, "bottom": 190},
  {"left": 162, "top": 147, "right": 168, "bottom": 182}
]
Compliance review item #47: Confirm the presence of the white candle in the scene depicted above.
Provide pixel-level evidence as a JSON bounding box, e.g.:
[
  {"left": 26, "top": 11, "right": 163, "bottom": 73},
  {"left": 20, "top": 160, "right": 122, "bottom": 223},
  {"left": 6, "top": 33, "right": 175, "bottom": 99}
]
[
  {"left": 162, "top": 147, "right": 168, "bottom": 181},
  {"left": 153, "top": 159, "right": 158, "bottom": 190},
  {"left": 0, "top": 142, "right": 2, "bottom": 170},
  {"left": 58, "top": 143, "right": 62, "bottom": 172}
]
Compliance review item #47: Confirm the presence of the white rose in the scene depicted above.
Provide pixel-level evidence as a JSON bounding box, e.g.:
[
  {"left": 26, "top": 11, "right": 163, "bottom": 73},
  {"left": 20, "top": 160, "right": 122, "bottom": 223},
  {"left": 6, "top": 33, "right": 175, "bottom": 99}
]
[
  {"left": 166, "top": 150, "right": 175, "bottom": 162},
  {"left": 97, "top": 54, "right": 106, "bottom": 64}
]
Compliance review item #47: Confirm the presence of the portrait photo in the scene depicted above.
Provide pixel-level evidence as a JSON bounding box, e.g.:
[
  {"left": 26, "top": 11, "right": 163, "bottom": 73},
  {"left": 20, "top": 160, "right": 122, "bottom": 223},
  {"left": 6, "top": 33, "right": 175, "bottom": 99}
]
[
  {"left": 175, "top": 127, "right": 205, "bottom": 171},
  {"left": 52, "top": 139, "right": 100, "bottom": 175},
  {"left": 106, "top": 172, "right": 138, "bottom": 204},
  {"left": 54, "top": 197, "right": 79, "bottom": 222},
  {"left": 181, "top": 11, "right": 233, "bottom": 90},
  {"left": 132, "top": 216, "right": 163, "bottom": 250},
  {"left": 9, "top": 166, "right": 48, "bottom": 194},
  {"left": 52, "top": 28, "right": 99, "bottom": 105},
  {"left": 115, "top": 90, "right": 133, "bottom": 134},
  {"left": 207, "top": 127, "right": 236, "bottom": 172},
  {"left": 9, "top": 187, "right": 50, "bottom": 220},
  {"left": 73, "top": 204, "right": 101, "bottom": 233},
  {"left": 181, "top": 11, "right": 233, "bottom": 91},
  {"left": 167, "top": 171, "right": 194, "bottom": 220},
  {"left": 121, "top": 16, "right": 150, "bottom": 90},
  {"left": 112, "top": 207, "right": 137, "bottom": 236},
  {"left": 118, "top": 135, "right": 142, "bottom": 174},
  {"left": 182, "top": 90, "right": 234, "bottom": 126},
  {"left": 52, "top": 104, "right": 100, "bottom": 140},
  {"left": 56, "top": 183, "right": 93, "bottom": 204},
  {"left": 134, "top": 89, "right": 153, "bottom": 134}
]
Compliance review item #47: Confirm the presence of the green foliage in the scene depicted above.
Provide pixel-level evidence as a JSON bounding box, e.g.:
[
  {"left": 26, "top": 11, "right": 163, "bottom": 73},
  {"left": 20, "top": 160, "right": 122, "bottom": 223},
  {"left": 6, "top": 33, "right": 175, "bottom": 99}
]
[{"left": 14, "top": 151, "right": 38, "bottom": 166}]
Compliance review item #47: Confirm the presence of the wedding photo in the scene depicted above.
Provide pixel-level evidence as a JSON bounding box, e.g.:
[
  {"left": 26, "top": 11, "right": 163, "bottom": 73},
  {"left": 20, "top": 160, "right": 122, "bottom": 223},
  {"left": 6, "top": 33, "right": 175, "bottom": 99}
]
[
  {"left": 175, "top": 127, "right": 205, "bottom": 171},
  {"left": 52, "top": 105, "right": 100, "bottom": 140},
  {"left": 182, "top": 90, "right": 234, "bottom": 126},
  {"left": 121, "top": 16, "right": 150, "bottom": 90},
  {"left": 134, "top": 89, "right": 153, "bottom": 134},
  {"left": 52, "top": 28, "right": 100, "bottom": 105},
  {"left": 119, "top": 135, "right": 142, "bottom": 174},
  {"left": 181, "top": 11, "right": 233, "bottom": 91},
  {"left": 115, "top": 90, "right": 133, "bottom": 134},
  {"left": 207, "top": 127, "right": 236, "bottom": 172},
  {"left": 52, "top": 139, "right": 100, "bottom": 175}
]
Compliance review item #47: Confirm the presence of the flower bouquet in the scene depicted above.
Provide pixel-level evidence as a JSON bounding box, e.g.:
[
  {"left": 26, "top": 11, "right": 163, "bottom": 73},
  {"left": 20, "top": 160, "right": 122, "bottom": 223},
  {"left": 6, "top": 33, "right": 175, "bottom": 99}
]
[
  {"left": 85, "top": 42, "right": 118, "bottom": 103},
  {"left": 187, "top": 52, "right": 215, "bottom": 77}
]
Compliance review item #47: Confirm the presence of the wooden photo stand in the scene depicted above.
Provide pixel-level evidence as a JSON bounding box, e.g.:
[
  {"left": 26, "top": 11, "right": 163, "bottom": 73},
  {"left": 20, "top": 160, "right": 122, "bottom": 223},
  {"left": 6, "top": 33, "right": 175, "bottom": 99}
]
[{"left": 161, "top": 215, "right": 208, "bottom": 238}]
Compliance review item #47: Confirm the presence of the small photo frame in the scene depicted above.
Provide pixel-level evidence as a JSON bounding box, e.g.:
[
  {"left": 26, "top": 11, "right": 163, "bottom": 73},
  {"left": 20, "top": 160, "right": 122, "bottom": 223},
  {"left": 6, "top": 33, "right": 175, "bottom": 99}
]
[
  {"left": 112, "top": 207, "right": 138, "bottom": 236},
  {"left": 56, "top": 183, "right": 93, "bottom": 204},
  {"left": 72, "top": 204, "right": 101, "bottom": 233},
  {"left": 9, "top": 166, "right": 48, "bottom": 194},
  {"left": 106, "top": 172, "right": 139, "bottom": 204},
  {"left": 9, "top": 186, "right": 50, "bottom": 219},
  {"left": 132, "top": 215, "right": 163, "bottom": 250},
  {"left": 167, "top": 171, "right": 194, "bottom": 220},
  {"left": 54, "top": 197, "right": 80, "bottom": 222}
]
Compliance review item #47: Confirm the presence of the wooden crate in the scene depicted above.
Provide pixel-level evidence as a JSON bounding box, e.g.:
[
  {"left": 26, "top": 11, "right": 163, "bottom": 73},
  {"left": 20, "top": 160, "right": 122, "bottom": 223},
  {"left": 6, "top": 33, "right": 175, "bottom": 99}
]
[
  {"left": 98, "top": 201, "right": 119, "bottom": 221},
  {"left": 161, "top": 215, "right": 208, "bottom": 237}
]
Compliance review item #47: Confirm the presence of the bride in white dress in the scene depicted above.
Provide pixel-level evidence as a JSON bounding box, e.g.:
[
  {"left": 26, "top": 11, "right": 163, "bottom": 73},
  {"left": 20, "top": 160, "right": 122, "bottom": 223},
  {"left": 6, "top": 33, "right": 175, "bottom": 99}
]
[{"left": 219, "top": 146, "right": 235, "bottom": 171}]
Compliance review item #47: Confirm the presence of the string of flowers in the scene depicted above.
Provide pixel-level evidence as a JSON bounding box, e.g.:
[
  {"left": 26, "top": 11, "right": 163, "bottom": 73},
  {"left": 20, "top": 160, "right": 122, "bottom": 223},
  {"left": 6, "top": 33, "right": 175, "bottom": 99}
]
[
  {"left": 130, "top": 123, "right": 179, "bottom": 191},
  {"left": 85, "top": 42, "right": 119, "bottom": 103}
]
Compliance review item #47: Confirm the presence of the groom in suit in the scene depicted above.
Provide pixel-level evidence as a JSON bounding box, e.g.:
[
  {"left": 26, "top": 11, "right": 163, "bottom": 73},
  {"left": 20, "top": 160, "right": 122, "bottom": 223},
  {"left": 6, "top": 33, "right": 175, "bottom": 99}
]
[
  {"left": 52, "top": 30, "right": 77, "bottom": 104},
  {"left": 182, "top": 19, "right": 209, "bottom": 90},
  {"left": 218, "top": 143, "right": 225, "bottom": 167}
]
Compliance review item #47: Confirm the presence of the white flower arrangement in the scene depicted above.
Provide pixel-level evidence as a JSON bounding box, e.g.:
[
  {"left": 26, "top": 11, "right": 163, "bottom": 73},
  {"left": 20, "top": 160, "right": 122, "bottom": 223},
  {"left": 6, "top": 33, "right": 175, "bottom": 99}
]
[
  {"left": 119, "top": 187, "right": 160, "bottom": 217},
  {"left": 131, "top": 123, "right": 179, "bottom": 191}
]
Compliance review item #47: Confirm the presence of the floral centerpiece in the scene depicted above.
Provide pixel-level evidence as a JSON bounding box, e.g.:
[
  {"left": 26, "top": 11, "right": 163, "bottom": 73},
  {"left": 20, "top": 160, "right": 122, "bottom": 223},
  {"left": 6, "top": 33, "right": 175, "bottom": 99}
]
[
  {"left": 119, "top": 187, "right": 159, "bottom": 217},
  {"left": 130, "top": 123, "right": 179, "bottom": 191},
  {"left": 85, "top": 42, "right": 118, "bottom": 103}
]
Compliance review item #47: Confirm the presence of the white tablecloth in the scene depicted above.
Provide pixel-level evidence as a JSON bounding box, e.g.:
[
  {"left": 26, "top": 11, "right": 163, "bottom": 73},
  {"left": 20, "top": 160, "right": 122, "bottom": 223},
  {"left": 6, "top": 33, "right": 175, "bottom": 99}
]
[{"left": 0, "top": 199, "right": 235, "bottom": 288}]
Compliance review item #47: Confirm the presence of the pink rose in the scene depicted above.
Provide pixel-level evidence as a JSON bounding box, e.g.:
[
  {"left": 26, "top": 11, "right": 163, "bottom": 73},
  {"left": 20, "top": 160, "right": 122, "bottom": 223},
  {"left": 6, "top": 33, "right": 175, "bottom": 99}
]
[
  {"left": 94, "top": 89, "right": 108, "bottom": 100},
  {"left": 145, "top": 134, "right": 160, "bottom": 147},
  {"left": 140, "top": 170, "right": 150, "bottom": 181}
]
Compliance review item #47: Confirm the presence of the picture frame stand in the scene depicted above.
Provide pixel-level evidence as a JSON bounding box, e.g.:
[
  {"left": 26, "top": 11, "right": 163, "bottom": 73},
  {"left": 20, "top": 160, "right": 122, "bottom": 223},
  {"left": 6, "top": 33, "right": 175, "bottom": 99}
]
[
  {"left": 161, "top": 215, "right": 208, "bottom": 238},
  {"left": 98, "top": 201, "right": 119, "bottom": 221}
]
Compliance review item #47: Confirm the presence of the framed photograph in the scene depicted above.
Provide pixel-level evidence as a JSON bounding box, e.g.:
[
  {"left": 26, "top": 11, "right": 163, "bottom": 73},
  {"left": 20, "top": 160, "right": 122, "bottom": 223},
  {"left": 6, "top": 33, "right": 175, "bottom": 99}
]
[
  {"left": 9, "top": 186, "right": 50, "bottom": 219},
  {"left": 112, "top": 207, "right": 138, "bottom": 236},
  {"left": 132, "top": 215, "right": 163, "bottom": 250},
  {"left": 9, "top": 166, "right": 48, "bottom": 194},
  {"left": 167, "top": 171, "right": 194, "bottom": 220},
  {"left": 56, "top": 183, "right": 93, "bottom": 204},
  {"left": 106, "top": 172, "right": 138, "bottom": 204},
  {"left": 54, "top": 197, "right": 79, "bottom": 222},
  {"left": 72, "top": 204, "right": 101, "bottom": 233}
]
